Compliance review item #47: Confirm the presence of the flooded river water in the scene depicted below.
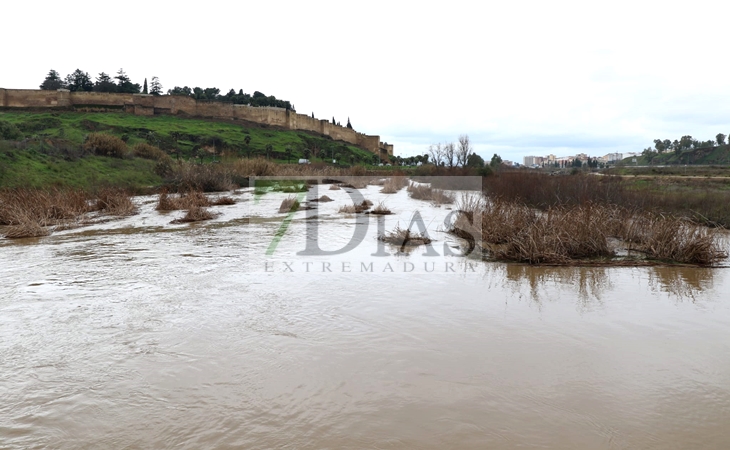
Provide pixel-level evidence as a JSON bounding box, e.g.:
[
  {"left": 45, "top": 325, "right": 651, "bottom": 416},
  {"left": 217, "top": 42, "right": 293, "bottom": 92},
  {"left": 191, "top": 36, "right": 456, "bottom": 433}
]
[{"left": 1, "top": 184, "right": 730, "bottom": 449}]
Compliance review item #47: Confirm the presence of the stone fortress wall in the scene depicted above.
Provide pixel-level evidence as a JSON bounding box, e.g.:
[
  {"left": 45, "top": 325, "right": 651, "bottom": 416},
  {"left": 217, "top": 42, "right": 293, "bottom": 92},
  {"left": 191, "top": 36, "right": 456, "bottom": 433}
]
[{"left": 0, "top": 88, "right": 394, "bottom": 156}]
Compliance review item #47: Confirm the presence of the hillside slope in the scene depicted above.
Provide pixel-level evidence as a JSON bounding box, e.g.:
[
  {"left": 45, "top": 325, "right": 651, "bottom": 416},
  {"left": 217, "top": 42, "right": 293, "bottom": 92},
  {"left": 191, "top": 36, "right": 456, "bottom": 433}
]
[{"left": 0, "top": 111, "right": 384, "bottom": 189}]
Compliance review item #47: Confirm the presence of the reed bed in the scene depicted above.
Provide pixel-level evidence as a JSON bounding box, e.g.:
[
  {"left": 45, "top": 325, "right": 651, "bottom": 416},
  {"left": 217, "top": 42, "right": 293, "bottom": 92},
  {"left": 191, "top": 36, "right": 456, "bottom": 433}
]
[
  {"left": 450, "top": 196, "right": 728, "bottom": 266},
  {"left": 0, "top": 188, "right": 89, "bottom": 226},
  {"left": 0, "top": 187, "right": 139, "bottom": 239}
]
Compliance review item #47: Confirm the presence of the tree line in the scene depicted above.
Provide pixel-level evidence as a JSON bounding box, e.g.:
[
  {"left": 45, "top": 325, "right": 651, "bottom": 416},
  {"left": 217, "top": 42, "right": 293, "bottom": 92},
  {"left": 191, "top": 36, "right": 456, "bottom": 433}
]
[
  {"left": 426, "top": 135, "right": 501, "bottom": 169},
  {"left": 40, "top": 69, "right": 161, "bottom": 95},
  {"left": 38, "top": 68, "right": 295, "bottom": 111},
  {"left": 643, "top": 133, "right": 728, "bottom": 157}
]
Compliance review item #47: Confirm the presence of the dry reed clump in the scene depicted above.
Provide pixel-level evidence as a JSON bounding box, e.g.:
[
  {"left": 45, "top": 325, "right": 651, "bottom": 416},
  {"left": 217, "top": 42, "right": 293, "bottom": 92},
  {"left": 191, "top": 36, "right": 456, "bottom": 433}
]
[
  {"left": 82, "top": 133, "right": 128, "bottom": 158},
  {"left": 0, "top": 188, "right": 91, "bottom": 227},
  {"left": 171, "top": 206, "right": 215, "bottom": 224},
  {"left": 370, "top": 202, "right": 393, "bottom": 215},
  {"left": 329, "top": 184, "right": 341, "bottom": 190},
  {"left": 378, "top": 225, "right": 433, "bottom": 248},
  {"left": 279, "top": 196, "right": 300, "bottom": 213},
  {"left": 132, "top": 142, "right": 169, "bottom": 161},
  {"left": 340, "top": 177, "right": 370, "bottom": 189},
  {"left": 314, "top": 195, "right": 334, "bottom": 202},
  {"left": 209, "top": 196, "right": 236, "bottom": 206},
  {"left": 94, "top": 188, "right": 137, "bottom": 216},
  {"left": 407, "top": 182, "right": 454, "bottom": 204},
  {"left": 338, "top": 200, "right": 372, "bottom": 214},
  {"left": 156, "top": 190, "right": 212, "bottom": 211},
  {"left": 230, "top": 158, "right": 277, "bottom": 177},
  {"left": 2, "top": 217, "right": 51, "bottom": 239},
  {"left": 381, "top": 176, "right": 408, "bottom": 194},
  {"left": 168, "top": 161, "right": 235, "bottom": 192},
  {"left": 624, "top": 214, "right": 728, "bottom": 265}
]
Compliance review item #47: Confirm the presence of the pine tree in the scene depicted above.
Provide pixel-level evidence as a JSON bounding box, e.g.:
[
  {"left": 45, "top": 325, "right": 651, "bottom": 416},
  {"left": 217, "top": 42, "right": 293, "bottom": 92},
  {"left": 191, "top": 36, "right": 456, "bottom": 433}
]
[
  {"left": 39, "top": 69, "right": 64, "bottom": 90},
  {"left": 143, "top": 78, "right": 148, "bottom": 94},
  {"left": 150, "top": 76, "right": 163, "bottom": 96}
]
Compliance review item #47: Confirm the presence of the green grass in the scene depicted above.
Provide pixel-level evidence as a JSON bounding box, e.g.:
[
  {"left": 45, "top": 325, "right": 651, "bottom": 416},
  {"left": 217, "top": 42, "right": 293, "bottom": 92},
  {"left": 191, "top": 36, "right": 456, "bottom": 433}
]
[
  {"left": 0, "top": 110, "right": 385, "bottom": 189},
  {"left": 0, "top": 110, "right": 378, "bottom": 163},
  {"left": 0, "top": 145, "right": 161, "bottom": 190}
]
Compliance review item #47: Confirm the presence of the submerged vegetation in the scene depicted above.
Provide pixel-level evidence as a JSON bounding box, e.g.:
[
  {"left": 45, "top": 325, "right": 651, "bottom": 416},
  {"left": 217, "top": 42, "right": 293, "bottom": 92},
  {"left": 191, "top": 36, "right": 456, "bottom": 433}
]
[
  {"left": 450, "top": 196, "right": 728, "bottom": 266},
  {"left": 378, "top": 225, "right": 433, "bottom": 249}
]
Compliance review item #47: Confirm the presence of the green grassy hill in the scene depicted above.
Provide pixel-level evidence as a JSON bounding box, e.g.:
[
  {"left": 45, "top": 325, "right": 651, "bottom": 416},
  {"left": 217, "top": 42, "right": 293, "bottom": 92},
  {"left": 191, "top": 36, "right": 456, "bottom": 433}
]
[
  {"left": 630, "top": 145, "right": 730, "bottom": 166},
  {"left": 0, "top": 111, "right": 382, "bottom": 189}
]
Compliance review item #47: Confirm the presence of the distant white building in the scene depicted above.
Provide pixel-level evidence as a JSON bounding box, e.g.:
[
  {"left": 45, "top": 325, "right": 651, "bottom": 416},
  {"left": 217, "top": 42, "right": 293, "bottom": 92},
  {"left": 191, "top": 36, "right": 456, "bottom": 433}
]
[{"left": 603, "top": 152, "right": 623, "bottom": 163}]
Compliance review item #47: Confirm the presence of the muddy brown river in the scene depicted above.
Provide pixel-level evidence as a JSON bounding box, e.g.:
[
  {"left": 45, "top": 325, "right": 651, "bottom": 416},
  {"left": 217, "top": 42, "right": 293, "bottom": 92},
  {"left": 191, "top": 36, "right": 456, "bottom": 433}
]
[{"left": 2, "top": 184, "right": 729, "bottom": 449}]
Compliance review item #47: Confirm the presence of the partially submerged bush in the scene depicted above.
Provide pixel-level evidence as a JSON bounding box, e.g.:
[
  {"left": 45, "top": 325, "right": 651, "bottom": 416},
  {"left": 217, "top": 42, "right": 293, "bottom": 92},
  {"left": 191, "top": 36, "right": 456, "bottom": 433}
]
[
  {"left": 449, "top": 196, "right": 728, "bottom": 266},
  {"left": 156, "top": 190, "right": 212, "bottom": 211},
  {"left": 82, "top": 133, "right": 128, "bottom": 158},
  {"left": 210, "top": 196, "right": 236, "bottom": 206},
  {"left": 3, "top": 218, "right": 50, "bottom": 239},
  {"left": 279, "top": 196, "right": 300, "bottom": 213},
  {"left": 0, "top": 188, "right": 90, "bottom": 227},
  {"left": 310, "top": 195, "right": 333, "bottom": 203},
  {"left": 339, "top": 200, "right": 372, "bottom": 214},
  {"left": 171, "top": 206, "right": 215, "bottom": 223},
  {"left": 94, "top": 188, "right": 136, "bottom": 216},
  {"left": 378, "top": 225, "right": 433, "bottom": 248},
  {"left": 370, "top": 201, "right": 392, "bottom": 215}
]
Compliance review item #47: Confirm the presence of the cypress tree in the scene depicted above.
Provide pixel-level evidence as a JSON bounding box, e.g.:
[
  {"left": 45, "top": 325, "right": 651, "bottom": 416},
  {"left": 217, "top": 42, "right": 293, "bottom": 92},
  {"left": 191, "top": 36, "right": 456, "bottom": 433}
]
[{"left": 143, "top": 78, "right": 148, "bottom": 94}]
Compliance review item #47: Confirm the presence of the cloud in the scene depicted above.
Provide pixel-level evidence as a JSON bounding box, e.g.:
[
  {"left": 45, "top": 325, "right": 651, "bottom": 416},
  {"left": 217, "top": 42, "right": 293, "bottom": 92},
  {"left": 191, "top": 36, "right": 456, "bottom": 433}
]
[{"left": 1, "top": 0, "right": 729, "bottom": 163}]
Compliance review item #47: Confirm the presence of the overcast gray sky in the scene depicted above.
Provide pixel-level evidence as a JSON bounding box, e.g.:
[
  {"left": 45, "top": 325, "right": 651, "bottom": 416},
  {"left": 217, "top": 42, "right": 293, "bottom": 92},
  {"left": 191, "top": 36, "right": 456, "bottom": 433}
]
[{"left": 2, "top": 0, "right": 729, "bottom": 162}]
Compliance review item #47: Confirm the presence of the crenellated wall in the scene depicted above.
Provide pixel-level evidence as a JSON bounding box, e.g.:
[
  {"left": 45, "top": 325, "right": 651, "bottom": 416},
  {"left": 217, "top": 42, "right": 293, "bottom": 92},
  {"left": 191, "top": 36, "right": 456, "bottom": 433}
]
[{"left": 0, "top": 88, "right": 394, "bottom": 156}]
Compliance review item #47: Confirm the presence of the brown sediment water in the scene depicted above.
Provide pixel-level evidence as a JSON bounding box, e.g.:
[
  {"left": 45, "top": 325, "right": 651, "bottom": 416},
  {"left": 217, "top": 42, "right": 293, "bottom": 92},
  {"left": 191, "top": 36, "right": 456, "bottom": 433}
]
[{"left": 1, "top": 184, "right": 730, "bottom": 449}]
